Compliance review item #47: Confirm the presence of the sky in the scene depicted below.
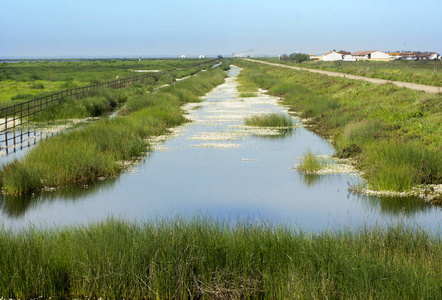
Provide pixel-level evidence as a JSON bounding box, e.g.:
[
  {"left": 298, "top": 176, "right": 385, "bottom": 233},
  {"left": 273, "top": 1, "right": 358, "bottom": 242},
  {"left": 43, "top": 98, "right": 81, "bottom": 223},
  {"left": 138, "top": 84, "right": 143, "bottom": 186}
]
[{"left": 1, "top": 0, "right": 441, "bottom": 58}]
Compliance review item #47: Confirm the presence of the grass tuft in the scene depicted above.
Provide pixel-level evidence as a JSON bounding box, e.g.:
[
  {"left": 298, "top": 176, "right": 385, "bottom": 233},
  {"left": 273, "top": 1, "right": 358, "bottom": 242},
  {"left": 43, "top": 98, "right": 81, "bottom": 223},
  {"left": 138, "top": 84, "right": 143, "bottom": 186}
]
[
  {"left": 239, "top": 92, "right": 257, "bottom": 97},
  {"left": 244, "top": 113, "right": 294, "bottom": 127},
  {"left": 296, "top": 150, "right": 326, "bottom": 173}
]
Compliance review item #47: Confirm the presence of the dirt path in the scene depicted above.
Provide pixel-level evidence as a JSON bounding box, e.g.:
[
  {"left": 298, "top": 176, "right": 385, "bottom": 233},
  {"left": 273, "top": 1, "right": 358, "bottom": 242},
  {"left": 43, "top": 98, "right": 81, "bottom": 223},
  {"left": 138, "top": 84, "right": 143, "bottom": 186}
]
[{"left": 244, "top": 59, "right": 442, "bottom": 94}]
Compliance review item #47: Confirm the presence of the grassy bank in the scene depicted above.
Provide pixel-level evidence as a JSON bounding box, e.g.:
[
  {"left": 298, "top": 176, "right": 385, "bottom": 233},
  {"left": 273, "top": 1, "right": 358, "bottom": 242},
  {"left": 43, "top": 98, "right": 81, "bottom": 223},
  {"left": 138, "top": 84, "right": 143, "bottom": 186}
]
[
  {"left": 0, "top": 63, "right": 227, "bottom": 195},
  {"left": 259, "top": 57, "right": 442, "bottom": 87},
  {"left": 0, "top": 217, "right": 440, "bottom": 299},
  {"left": 235, "top": 59, "right": 442, "bottom": 203}
]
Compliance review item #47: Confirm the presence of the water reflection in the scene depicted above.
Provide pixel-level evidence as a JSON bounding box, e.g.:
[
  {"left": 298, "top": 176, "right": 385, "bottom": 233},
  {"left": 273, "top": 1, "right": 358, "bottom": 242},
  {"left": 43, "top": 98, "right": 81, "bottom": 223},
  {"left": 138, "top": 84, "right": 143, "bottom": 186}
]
[
  {"left": 354, "top": 193, "right": 436, "bottom": 217},
  {"left": 252, "top": 127, "right": 298, "bottom": 139},
  {"left": 300, "top": 173, "right": 324, "bottom": 187},
  {"left": 0, "top": 177, "right": 118, "bottom": 218}
]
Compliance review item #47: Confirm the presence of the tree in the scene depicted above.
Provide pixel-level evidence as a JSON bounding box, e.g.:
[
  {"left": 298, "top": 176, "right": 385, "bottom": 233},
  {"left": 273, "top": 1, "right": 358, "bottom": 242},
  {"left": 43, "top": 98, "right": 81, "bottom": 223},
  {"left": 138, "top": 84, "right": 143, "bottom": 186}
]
[
  {"left": 289, "top": 53, "right": 310, "bottom": 63},
  {"left": 280, "top": 54, "right": 291, "bottom": 62}
]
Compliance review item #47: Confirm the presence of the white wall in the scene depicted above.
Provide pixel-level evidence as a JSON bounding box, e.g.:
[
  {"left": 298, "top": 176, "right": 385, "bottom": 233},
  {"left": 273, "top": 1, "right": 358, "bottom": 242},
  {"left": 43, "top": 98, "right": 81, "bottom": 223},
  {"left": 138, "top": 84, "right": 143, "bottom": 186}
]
[
  {"left": 370, "top": 51, "right": 390, "bottom": 59},
  {"left": 322, "top": 52, "right": 343, "bottom": 61}
]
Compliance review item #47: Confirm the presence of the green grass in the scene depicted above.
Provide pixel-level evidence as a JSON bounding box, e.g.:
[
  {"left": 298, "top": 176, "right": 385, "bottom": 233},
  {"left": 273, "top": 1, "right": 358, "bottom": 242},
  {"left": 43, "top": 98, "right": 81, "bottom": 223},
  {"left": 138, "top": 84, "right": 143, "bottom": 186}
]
[
  {"left": 234, "top": 59, "right": 442, "bottom": 199},
  {"left": 33, "top": 89, "right": 129, "bottom": 121},
  {"left": 0, "top": 59, "right": 215, "bottom": 106},
  {"left": 260, "top": 57, "right": 442, "bottom": 87},
  {"left": 0, "top": 65, "right": 227, "bottom": 195},
  {"left": 296, "top": 150, "right": 326, "bottom": 173},
  {"left": 362, "top": 141, "right": 442, "bottom": 191},
  {"left": 244, "top": 113, "right": 294, "bottom": 127},
  {"left": 0, "top": 217, "right": 440, "bottom": 299}
]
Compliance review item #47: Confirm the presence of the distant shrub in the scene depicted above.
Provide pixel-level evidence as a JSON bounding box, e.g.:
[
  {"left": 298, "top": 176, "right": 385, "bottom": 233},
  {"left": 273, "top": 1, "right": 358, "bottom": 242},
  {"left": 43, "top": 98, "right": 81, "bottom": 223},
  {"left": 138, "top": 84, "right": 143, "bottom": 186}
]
[
  {"left": 11, "top": 93, "right": 33, "bottom": 100},
  {"left": 30, "top": 83, "right": 45, "bottom": 89}
]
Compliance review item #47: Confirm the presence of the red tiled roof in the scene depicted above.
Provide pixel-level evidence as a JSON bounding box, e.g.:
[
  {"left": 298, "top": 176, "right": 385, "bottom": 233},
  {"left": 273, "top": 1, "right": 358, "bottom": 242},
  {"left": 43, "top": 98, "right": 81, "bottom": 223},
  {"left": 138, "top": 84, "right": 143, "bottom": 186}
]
[{"left": 352, "top": 50, "right": 377, "bottom": 56}]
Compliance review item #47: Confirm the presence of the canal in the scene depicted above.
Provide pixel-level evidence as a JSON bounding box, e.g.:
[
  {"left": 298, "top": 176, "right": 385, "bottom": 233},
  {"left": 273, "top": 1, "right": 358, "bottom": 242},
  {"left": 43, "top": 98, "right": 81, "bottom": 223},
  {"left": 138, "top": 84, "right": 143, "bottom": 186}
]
[{"left": 1, "top": 66, "right": 440, "bottom": 233}]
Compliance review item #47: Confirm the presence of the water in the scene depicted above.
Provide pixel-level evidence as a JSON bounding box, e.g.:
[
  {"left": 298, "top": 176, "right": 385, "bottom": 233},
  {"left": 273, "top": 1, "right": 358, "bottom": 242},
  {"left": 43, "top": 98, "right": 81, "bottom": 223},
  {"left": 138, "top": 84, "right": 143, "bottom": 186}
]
[{"left": 1, "top": 66, "right": 440, "bottom": 233}]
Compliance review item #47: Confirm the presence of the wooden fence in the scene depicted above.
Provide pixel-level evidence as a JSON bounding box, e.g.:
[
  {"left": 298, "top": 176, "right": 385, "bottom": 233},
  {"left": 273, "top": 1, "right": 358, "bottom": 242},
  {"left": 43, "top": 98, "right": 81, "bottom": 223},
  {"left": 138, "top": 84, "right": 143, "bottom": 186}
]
[{"left": 0, "top": 59, "right": 217, "bottom": 155}]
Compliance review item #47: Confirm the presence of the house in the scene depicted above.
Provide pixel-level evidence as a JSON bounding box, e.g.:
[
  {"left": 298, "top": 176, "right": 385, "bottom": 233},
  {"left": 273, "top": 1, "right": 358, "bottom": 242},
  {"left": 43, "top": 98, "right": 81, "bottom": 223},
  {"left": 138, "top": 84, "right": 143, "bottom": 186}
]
[
  {"left": 429, "top": 53, "right": 440, "bottom": 60},
  {"left": 199, "top": 55, "right": 205, "bottom": 59},
  {"left": 180, "top": 55, "right": 186, "bottom": 58},
  {"left": 322, "top": 50, "right": 350, "bottom": 61},
  {"left": 309, "top": 55, "right": 322, "bottom": 61},
  {"left": 387, "top": 52, "right": 417, "bottom": 60},
  {"left": 351, "top": 51, "right": 390, "bottom": 61}
]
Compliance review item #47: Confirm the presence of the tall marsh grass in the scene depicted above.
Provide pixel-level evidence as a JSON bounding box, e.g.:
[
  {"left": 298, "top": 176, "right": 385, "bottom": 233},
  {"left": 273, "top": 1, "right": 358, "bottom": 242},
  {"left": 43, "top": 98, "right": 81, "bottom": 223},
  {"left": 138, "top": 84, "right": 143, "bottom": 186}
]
[
  {"left": 296, "top": 150, "right": 326, "bottom": 173},
  {"left": 0, "top": 217, "right": 440, "bottom": 299},
  {"left": 362, "top": 141, "right": 442, "bottom": 191},
  {"left": 244, "top": 113, "right": 294, "bottom": 127}
]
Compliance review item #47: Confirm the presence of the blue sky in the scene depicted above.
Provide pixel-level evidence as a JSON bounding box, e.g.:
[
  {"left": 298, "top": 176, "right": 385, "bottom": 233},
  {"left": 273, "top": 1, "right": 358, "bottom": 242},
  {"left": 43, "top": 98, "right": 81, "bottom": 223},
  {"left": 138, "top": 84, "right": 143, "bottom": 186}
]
[{"left": 1, "top": 0, "right": 441, "bottom": 58}]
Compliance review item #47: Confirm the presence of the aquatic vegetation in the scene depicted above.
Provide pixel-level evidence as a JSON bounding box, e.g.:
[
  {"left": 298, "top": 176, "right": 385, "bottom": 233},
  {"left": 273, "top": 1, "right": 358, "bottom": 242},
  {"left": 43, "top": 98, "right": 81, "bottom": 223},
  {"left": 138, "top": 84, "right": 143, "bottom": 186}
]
[
  {"left": 244, "top": 113, "right": 294, "bottom": 127},
  {"left": 239, "top": 92, "right": 258, "bottom": 97},
  {"left": 0, "top": 217, "right": 440, "bottom": 299},
  {"left": 296, "top": 150, "right": 327, "bottom": 173},
  {"left": 361, "top": 141, "right": 442, "bottom": 191}
]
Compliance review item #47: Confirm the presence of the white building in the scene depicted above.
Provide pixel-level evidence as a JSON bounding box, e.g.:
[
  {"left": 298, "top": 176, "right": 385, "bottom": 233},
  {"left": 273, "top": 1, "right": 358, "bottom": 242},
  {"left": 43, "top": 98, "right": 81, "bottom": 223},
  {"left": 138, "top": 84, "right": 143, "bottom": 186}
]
[
  {"left": 429, "top": 53, "right": 440, "bottom": 60},
  {"left": 343, "top": 55, "right": 356, "bottom": 62},
  {"left": 199, "top": 55, "right": 205, "bottom": 59},
  {"left": 351, "top": 51, "right": 390, "bottom": 61},
  {"left": 322, "top": 51, "right": 349, "bottom": 61},
  {"left": 180, "top": 55, "right": 186, "bottom": 58}
]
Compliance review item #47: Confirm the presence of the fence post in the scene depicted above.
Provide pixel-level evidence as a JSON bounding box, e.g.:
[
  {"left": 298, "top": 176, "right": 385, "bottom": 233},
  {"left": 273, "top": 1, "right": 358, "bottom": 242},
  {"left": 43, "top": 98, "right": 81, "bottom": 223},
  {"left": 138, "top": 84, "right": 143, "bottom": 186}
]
[
  {"left": 20, "top": 103, "right": 23, "bottom": 148},
  {"left": 33, "top": 99, "right": 36, "bottom": 145},
  {"left": 4, "top": 106, "right": 8, "bottom": 152},
  {"left": 13, "top": 104, "right": 16, "bottom": 152}
]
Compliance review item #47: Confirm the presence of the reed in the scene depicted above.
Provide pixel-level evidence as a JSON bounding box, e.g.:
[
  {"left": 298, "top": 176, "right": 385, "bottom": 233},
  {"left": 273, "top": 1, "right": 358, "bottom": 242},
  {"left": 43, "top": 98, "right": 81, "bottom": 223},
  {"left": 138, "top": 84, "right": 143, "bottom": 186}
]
[
  {"left": 244, "top": 113, "right": 294, "bottom": 127},
  {"left": 296, "top": 150, "right": 326, "bottom": 173},
  {"left": 0, "top": 217, "right": 440, "bottom": 299},
  {"left": 361, "top": 141, "right": 442, "bottom": 191}
]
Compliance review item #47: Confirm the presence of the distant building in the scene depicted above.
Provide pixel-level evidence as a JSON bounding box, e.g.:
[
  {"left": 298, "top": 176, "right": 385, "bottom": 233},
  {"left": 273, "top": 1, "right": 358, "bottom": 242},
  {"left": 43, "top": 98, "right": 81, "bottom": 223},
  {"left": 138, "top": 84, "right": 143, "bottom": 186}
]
[
  {"left": 351, "top": 51, "right": 390, "bottom": 61},
  {"left": 309, "top": 55, "right": 322, "bottom": 61},
  {"left": 387, "top": 52, "right": 416, "bottom": 60},
  {"left": 199, "top": 55, "right": 205, "bottom": 59},
  {"left": 322, "top": 51, "right": 349, "bottom": 61},
  {"left": 181, "top": 55, "right": 186, "bottom": 58},
  {"left": 429, "top": 53, "right": 440, "bottom": 60}
]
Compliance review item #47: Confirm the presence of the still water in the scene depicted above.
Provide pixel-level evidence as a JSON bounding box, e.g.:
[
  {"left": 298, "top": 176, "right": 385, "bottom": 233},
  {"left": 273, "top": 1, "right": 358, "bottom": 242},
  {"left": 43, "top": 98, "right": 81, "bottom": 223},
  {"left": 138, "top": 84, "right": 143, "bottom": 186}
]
[{"left": 1, "top": 66, "right": 440, "bottom": 233}]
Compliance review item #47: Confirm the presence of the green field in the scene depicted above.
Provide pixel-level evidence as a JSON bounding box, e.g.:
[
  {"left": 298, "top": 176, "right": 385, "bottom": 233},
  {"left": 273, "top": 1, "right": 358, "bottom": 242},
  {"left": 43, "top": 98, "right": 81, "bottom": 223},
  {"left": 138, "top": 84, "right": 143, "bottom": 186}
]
[
  {"left": 260, "top": 57, "right": 442, "bottom": 87},
  {"left": 0, "top": 59, "right": 212, "bottom": 107}
]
